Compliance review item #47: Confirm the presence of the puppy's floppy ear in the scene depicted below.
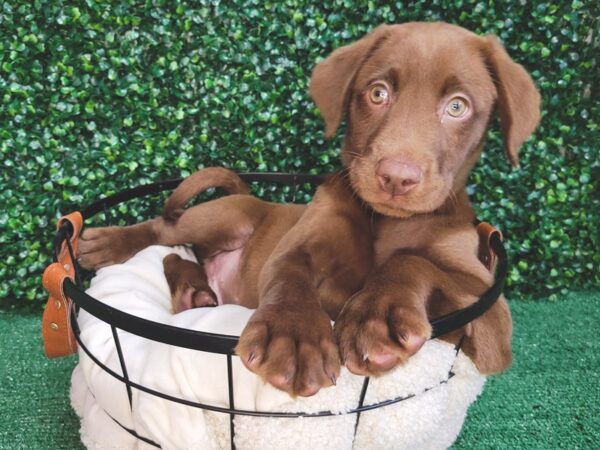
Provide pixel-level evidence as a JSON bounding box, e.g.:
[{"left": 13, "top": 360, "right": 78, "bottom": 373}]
[
  {"left": 310, "top": 25, "right": 390, "bottom": 138},
  {"left": 463, "top": 296, "right": 513, "bottom": 374},
  {"left": 483, "top": 36, "right": 541, "bottom": 167}
]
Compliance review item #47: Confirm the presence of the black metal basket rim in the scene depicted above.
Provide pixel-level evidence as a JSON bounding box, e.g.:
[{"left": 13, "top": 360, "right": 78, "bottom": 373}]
[
  {"left": 58, "top": 172, "right": 507, "bottom": 356},
  {"left": 79, "top": 172, "right": 326, "bottom": 219}
]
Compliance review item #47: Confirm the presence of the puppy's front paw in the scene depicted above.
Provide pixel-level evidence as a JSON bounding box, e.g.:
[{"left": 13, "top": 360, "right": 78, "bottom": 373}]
[
  {"left": 236, "top": 304, "right": 340, "bottom": 397},
  {"left": 334, "top": 289, "right": 431, "bottom": 376}
]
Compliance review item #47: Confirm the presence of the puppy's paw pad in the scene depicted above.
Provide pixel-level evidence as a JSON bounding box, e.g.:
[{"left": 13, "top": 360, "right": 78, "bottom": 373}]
[
  {"left": 236, "top": 307, "right": 340, "bottom": 397},
  {"left": 173, "top": 287, "right": 217, "bottom": 313},
  {"left": 335, "top": 291, "right": 431, "bottom": 376}
]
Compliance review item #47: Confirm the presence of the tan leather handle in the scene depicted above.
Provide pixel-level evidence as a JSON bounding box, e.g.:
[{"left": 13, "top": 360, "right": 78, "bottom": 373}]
[
  {"left": 41, "top": 212, "right": 83, "bottom": 358},
  {"left": 477, "top": 221, "right": 503, "bottom": 272}
]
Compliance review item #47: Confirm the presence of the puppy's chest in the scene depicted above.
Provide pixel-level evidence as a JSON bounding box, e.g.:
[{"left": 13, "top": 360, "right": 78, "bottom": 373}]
[{"left": 373, "top": 219, "right": 434, "bottom": 265}]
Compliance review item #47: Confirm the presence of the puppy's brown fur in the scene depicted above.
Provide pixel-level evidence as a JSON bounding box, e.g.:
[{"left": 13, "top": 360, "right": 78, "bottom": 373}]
[{"left": 79, "top": 23, "right": 540, "bottom": 397}]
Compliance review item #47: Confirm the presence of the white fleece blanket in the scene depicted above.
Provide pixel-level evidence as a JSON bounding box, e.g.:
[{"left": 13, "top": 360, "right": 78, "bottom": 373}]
[{"left": 70, "top": 245, "right": 486, "bottom": 450}]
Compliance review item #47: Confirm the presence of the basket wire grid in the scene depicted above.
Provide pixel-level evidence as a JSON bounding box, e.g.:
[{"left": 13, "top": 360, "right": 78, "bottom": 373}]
[{"left": 54, "top": 173, "right": 507, "bottom": 449}]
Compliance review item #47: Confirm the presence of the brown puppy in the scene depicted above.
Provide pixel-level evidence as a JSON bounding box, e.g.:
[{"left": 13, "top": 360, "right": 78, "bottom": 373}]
[
  {"left": 79, "top": 167, "right": 307, "bottom": 311},
  {"left": 79, "top": 22, "right": 540, "bottom": 397}
]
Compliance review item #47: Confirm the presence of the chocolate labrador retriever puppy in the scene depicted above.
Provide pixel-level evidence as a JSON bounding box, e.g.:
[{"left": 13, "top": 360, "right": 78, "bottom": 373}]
[{"left": 79, "top": 22, "right": 540, "bottom": 397}]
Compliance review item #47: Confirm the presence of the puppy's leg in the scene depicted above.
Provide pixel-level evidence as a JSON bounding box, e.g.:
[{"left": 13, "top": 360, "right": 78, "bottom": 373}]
[
  {"left": 79, "top": 195, "right": 263, "bottom": 270},
  {"left": 236, "top": 175, "right": 373, "bottom": 397},
  {"left": 335, "top": 227, "right": 499, "bottom": 376},
  {"left": 163, "top": 254, "right": 217, "bottom": 313}
]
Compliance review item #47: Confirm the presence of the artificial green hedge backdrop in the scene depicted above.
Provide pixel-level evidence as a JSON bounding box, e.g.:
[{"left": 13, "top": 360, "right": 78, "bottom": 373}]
[{"left": 1, "top": 0, "right": 598, "bottom": 310}]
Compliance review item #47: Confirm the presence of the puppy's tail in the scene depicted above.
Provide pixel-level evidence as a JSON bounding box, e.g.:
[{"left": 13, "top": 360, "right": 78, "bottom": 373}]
[{"left": 163, "top": 167, "right": 250, "bottom": 222}]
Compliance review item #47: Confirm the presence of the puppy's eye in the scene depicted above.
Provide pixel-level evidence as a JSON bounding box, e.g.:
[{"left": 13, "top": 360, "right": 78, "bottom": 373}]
[
  {"left": 445, "top": 97, "right": 468, "bottom": 117},
  {"left": 368, "top": 84, "right": 390, "bottom": 105}
]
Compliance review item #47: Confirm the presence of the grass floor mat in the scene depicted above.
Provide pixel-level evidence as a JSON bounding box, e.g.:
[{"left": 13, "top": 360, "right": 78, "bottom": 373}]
[
  {"left": 0, "top": 314, "right": 83, "bottom": 449},
  {"left": 1, "top": 290, "right": 598, "bottom": 449},
  {"left": 453, "top": 290, "right": 599, "bottom": 449}
]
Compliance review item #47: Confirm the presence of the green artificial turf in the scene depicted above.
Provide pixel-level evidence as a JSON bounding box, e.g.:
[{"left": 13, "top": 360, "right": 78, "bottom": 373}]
[
  {"left": 0, "top": 314, "right": 83, "bottom": 449},
  {"left": 454, "top": 290, "right": 599, "bottom": 449},
  {"left": 0, "top": 291, "right": 598, "bottom": 449}
]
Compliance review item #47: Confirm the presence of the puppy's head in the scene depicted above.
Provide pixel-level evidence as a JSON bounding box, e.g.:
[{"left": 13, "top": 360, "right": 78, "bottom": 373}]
[{"left": 310, "top": 22, "right": 540, "bottom": 217}]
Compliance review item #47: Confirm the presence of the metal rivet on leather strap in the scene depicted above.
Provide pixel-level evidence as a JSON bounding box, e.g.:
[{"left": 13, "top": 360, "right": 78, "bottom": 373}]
[
  {"left": 50, "top": 322, "right": 59, "bottom": 331},
  {"left": 54, "top": 299, "right": 62, "bottom": 309},
  {"left": 64, "top": 263, "right": 71, "bottom": 271}
]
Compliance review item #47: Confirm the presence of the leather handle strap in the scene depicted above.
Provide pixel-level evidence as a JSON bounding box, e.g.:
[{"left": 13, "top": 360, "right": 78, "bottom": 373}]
[
  {"left": 477, "top": 221, "right": 503, "bottom": 272},
  {"left": 41, "top": 212, "right": 83, "bottom": 358}
]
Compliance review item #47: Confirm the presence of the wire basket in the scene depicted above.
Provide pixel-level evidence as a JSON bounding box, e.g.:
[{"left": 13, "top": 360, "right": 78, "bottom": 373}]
[{"left": 47, "top": 172, "right": 507, "bottom": 449}]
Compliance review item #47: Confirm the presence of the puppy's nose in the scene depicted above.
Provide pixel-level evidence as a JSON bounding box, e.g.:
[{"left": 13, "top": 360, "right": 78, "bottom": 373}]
[{"left": 376, "top": 158, "right": 422, "bottom": 196}]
